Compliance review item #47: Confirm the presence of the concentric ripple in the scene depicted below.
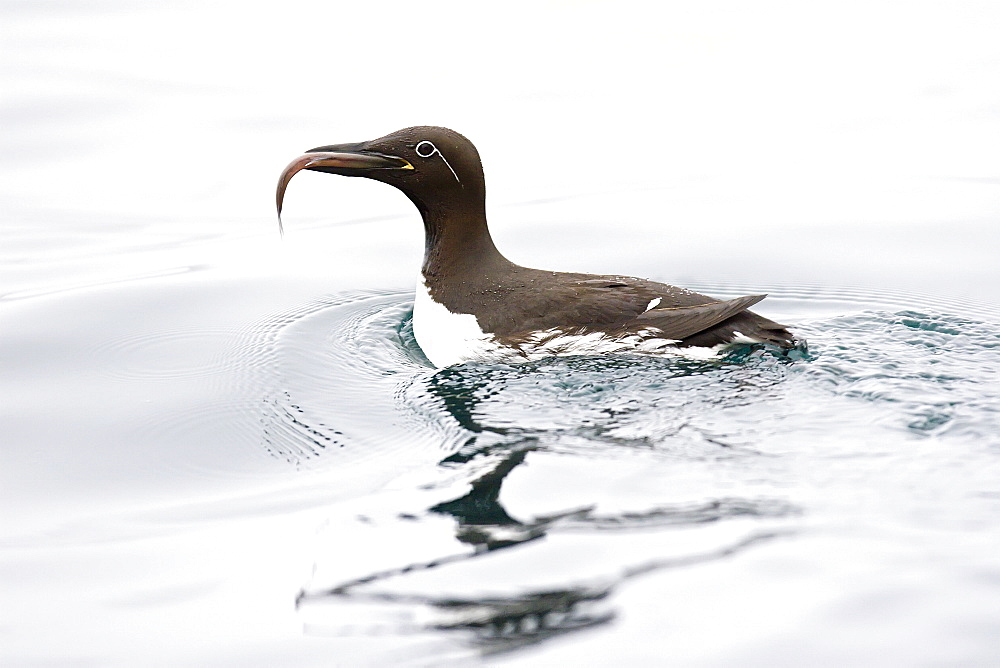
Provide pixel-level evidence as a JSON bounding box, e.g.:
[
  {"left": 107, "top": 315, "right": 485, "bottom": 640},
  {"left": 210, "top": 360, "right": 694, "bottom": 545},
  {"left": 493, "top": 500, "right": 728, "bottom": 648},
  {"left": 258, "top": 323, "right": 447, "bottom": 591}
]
[{"left": 236, "top": 290, "right": 466, "bottom": 469}]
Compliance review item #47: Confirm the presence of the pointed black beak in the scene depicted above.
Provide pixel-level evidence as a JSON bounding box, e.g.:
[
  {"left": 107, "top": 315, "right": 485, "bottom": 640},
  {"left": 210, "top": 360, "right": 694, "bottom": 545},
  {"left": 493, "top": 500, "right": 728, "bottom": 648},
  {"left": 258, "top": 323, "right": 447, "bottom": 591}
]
[{"left": 276, "top": 147, "right": 413, "bottom": 232}]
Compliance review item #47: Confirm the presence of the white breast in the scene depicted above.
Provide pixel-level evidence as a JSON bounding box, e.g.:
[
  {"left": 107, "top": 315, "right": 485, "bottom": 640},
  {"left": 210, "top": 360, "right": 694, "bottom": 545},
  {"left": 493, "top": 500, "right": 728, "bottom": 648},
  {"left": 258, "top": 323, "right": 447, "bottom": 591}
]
[{"left": 412, "top": 282, "right": 499, "bottom": 367}]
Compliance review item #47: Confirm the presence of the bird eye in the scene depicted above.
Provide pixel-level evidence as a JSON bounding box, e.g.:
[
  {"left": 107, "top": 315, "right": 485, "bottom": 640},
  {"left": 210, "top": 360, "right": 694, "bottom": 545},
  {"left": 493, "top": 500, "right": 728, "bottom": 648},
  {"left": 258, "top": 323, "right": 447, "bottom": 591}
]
[{"left": 415, "top": 140, "right": 438, "bottom": 158}]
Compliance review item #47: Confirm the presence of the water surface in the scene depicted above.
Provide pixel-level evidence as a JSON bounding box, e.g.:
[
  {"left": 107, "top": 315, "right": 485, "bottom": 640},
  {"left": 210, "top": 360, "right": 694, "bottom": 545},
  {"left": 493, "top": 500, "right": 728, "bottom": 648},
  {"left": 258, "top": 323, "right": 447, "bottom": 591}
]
[{"left": 3, "top": 2, "right": 1000, "bottom": 665}]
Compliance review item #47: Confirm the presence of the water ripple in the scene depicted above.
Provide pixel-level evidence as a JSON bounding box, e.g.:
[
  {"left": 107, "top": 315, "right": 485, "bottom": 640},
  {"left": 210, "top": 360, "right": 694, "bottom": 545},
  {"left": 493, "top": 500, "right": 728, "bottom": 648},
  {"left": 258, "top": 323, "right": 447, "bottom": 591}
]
[
  {"left": 795, "top": 309, "right": 1000, "bottom": 440},
  {"left": 240, "top": 285, "right": 1000, "bottom": 656},
  {"left": 237, "top": 290, "right": 465, "bottom": 470}
]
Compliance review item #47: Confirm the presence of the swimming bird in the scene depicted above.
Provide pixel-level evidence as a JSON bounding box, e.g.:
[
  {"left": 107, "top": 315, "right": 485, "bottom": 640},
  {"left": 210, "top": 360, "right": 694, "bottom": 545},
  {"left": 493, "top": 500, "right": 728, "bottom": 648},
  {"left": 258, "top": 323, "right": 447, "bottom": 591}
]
[{"left": 277, "top": 126, "right": 798, "bottom": 368}]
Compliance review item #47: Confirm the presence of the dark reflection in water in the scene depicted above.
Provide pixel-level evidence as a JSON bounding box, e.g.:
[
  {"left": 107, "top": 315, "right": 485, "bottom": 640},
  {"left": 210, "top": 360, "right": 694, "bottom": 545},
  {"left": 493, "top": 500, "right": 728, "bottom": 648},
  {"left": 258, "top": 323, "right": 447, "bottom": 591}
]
[
  {"left": 299, "top": 436, "right": 796, "bottom": 654},
  {"left": 432, "top": 446, "right": 535, "bottom": 546}
]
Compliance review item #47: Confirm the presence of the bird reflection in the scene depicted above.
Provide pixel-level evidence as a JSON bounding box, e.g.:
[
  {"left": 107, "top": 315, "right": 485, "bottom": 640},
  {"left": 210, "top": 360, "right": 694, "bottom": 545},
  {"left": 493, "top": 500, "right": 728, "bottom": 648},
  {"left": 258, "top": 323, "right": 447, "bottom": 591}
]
[
  {"left": 290, "top": 316, "right": 801, "bottom": 654},
  {"left": 430, "top": 447, "right": 541, "bottom": 551}
]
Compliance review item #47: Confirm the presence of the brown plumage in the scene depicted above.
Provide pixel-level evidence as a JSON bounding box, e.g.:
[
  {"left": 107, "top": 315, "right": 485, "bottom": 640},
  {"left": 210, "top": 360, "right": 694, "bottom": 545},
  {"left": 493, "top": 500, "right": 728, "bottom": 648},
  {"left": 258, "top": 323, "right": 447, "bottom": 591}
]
[{"left": 277, "top": 126, "right": 798, "bottom": 365}]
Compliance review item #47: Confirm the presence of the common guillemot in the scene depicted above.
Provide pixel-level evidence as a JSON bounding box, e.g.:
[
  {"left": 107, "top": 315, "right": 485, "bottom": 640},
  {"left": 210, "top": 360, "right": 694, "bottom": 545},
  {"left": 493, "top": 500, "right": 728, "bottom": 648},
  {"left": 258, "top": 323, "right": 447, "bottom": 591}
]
[{"left": 277, "top": 126, "right": 799, "bottom": 367}]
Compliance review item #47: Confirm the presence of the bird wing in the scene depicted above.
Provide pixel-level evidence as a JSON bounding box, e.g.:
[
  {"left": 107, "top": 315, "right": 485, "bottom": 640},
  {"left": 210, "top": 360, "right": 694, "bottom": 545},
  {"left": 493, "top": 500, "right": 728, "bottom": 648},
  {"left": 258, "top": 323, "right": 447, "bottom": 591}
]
[
  {"left": 499, "top": 273, "right": 766, "bottom": 340},
  {"left": 630, "top": 294, "right": 767, "bottom": 341}
]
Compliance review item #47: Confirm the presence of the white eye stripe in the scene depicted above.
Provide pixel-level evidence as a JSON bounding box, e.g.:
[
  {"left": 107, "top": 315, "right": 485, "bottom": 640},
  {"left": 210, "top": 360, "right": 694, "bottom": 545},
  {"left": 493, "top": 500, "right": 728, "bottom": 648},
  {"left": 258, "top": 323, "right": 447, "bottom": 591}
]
[{"left": 415, "top": 140, "right": 461, "bottom": 184}]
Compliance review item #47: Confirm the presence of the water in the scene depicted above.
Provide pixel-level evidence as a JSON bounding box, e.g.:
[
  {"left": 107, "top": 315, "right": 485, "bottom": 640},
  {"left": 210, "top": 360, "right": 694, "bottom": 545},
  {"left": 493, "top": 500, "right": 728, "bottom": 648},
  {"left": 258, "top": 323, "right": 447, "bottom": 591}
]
[{"left": 3, "top": 2, "right": 1000, "bottom": 665}]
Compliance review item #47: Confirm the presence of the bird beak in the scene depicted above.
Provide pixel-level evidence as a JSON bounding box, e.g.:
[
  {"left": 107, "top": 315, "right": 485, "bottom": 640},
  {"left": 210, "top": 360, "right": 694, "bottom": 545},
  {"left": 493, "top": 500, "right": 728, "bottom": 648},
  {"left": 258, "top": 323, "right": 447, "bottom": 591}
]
[{"left": 275, "top": 149, "right": 413, "bottom": 233}]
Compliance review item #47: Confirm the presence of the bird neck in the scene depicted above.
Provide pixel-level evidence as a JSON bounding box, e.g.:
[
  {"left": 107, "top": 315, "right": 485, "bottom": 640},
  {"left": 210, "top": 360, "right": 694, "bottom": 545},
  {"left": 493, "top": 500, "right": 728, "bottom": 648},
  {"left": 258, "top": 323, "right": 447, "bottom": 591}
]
[{"left": 414, "top": 194, "right": 512, "bottom": 284}]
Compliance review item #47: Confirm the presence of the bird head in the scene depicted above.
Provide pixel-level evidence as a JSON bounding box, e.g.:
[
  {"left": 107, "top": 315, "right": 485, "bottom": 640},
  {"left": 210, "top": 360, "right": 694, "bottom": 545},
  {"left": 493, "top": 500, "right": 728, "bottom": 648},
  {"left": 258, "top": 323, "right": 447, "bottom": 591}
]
[{"left": 276, "top": 126, "right": 484, "bottom": 231}]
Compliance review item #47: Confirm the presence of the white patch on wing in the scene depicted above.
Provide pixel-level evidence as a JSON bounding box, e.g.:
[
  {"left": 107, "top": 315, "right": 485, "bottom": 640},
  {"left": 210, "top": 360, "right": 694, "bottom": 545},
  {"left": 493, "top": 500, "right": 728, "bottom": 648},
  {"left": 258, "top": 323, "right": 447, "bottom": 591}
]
[
  {"left": 644, "top": 297, "right": 662, "bottom": 311},
  {"left": 729, "top": 330, "right": 762, "bottom": 344}
]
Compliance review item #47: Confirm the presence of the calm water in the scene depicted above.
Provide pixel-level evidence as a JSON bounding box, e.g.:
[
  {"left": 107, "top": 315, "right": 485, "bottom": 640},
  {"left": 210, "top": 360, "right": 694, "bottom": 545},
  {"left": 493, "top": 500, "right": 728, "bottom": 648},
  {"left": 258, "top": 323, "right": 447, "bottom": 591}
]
[{"left": 3, "top": 2, "right": 1000, "bottom": 666}]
